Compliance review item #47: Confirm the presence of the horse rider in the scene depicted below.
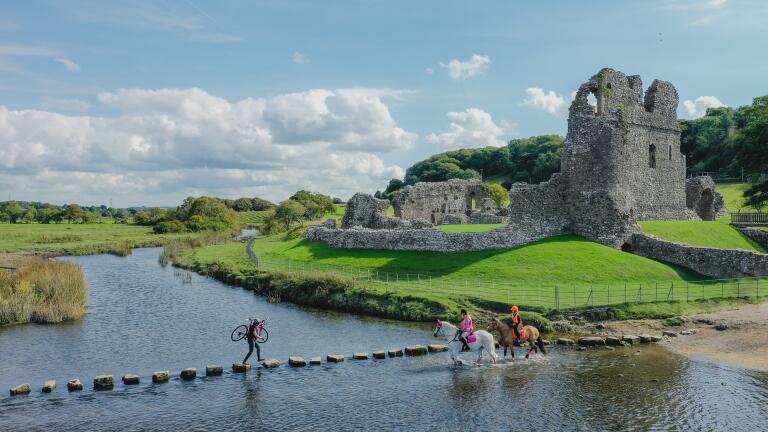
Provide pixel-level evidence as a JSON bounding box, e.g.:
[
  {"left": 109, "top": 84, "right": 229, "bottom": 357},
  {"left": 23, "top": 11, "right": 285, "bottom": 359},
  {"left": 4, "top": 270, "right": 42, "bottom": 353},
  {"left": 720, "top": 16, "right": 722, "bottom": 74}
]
[
  {"left": 459, "top": 309, "right": 474, "bottom": 352},
  {"left": 510, "top": 305, "right": 523, "bottom": 346}
]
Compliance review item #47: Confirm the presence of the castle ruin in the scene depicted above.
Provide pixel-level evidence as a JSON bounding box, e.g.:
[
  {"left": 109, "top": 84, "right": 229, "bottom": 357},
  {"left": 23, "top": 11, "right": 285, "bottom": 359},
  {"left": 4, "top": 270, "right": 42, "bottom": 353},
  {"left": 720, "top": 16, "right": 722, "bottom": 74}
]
[{"left": 392, "top": 179, "right": 494, "bottom": 225}]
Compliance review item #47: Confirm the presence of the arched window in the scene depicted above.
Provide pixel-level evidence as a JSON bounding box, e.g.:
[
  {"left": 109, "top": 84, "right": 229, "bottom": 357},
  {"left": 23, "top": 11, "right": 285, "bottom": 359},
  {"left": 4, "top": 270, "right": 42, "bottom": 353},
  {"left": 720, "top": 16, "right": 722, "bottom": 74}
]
[
  {"left": 668, "top": 145, "right": 672, "bottom": 160},
  {"left": 649, "top": 144, "right": 657, "bottom": 168}
]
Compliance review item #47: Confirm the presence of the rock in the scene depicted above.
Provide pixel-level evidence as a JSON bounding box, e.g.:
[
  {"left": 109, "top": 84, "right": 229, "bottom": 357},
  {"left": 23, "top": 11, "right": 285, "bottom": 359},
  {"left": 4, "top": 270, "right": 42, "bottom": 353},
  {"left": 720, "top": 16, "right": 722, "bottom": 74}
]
[
  {"left": 152, "top": 371, "right": 170, "bottom": 384},
  {"left": 622, "top": 335, "right": 639, "bottom": 345},
  {"left": 93, "top": 375, "right": 114, "bottom": 391},
  {"left": 180, "top": 368, "right": 197, "bottom": 381},
  {"left": 557, "top": 338, "right": 576, "bottom": 346},
  {"left": 639, "top": 334, "right": 653, "bottom": 343},
  {"left": 10, "top": 383, "right": 31, "bottom": 396},
  {"left": 320, "top": 219, "right": 336, "bottom": 229},
  {"left": 262, "top": 359, "right": 281, "bottom": 369},
  {"left": 577, "top": 346, "right": 587, "bottom": 351},
  {"left": 680, "top": 329, "right": 698, "bottom": 336},
  {"left": 650, "top": 335, "right": 662, "bottom": 342},
  {"left": 388, "top": 349, "right": 403, "bottom": 358},
  {"left": 232, "top": 363, "right": 251, "bottom": 373},
  {"left": 309, "top": 357, "right": 322, "bottom": 365},
  {"left": 578, "top": 337, "right": 606, "bottom": 346},
  {"left": 206, "top": 365, "right": 223, "bottom": 376},
  {"left": 604, "top": 346, "right": 615, "bottom": 351},
  {"left": 542, "top": 339, "right": 552, "bottom": 345},
  {"left": 353, "top": 352, "right": 369, "bottom": 360},
  {"left": 122, "top": 374, "right": 140, "bottom": 385},
  {"left": 67, "top": 379, "right": 83, "bottom": 392},
  {"left": 605, "top": 336, "right": 622, "bottom": 346},
  {"left": 288, "top": 356, "right": 307, "bottom": 367},
  {"left": 662, "top": 330, "right": 679, "bottom": 338},
  {"left": 326, "top": 354, "right": 345, "bottom": 363},
  {"left": 696, "top": 318, "right": 714, "bottom": 325},
  {"left": 405, "top": 345, "right": 428, "bottom": 356},
  {"left": 715, "top": 323, "right": 728, "bottom": 331},
  {"left": 372, "top": 351, "right": 386, "bottom": 359},
  {"left": 42, "top": 380, "right": 56, "bottom": 393},
  {"left": 595, "top": 323, "right": 606, "bottom": 330},
  {"left": 428, "top": 344, "right": 448, "bottom": 353}
]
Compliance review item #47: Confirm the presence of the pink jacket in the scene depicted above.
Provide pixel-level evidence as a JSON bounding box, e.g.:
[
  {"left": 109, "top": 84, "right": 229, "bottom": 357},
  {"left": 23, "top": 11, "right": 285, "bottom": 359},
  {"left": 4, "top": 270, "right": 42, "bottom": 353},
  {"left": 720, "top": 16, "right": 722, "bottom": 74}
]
[{"left": 462, "top": 315, "right": 474, "bottom": 333}]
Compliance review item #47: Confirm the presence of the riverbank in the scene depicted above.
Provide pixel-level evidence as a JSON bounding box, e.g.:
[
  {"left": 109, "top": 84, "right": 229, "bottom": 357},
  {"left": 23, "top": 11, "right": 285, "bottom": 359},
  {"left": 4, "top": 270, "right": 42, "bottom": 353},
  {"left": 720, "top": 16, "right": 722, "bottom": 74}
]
[{"left": 582, "top": 300, "right": 768, "bottom": 371}]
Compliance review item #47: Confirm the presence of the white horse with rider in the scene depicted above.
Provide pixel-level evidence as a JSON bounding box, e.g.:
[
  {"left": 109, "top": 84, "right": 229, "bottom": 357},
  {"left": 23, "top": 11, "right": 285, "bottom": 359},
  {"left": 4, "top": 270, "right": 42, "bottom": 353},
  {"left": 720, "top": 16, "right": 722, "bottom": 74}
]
[{"left": 433, "top": 319, "right": 498, "bottom": 366}]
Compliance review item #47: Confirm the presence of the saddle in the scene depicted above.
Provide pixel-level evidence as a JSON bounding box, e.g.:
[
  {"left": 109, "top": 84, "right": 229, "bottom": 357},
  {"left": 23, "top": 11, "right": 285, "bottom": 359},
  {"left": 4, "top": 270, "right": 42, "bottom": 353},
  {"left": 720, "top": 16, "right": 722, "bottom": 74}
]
[{"left": 514, "top": 327, "right": 527, "bottom": 340}]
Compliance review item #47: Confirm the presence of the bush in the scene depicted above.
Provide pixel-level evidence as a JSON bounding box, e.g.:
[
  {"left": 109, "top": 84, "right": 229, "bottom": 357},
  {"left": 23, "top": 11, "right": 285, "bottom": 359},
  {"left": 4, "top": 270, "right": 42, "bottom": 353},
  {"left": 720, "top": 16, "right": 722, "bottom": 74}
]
[
  {"left": 662, "top": 316, "right": 687, "bottom": 327},
  {"left": 153, "top": 220, "right": 189, "bottom": 234}
]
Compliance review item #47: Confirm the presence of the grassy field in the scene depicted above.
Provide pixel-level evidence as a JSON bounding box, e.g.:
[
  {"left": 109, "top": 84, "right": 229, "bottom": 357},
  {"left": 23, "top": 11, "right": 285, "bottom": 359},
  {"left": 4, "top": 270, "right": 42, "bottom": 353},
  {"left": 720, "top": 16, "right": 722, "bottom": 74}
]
[
  {"left": 716, "top": 182, "right": 750, "bottom": 213},
  {"left": 0, "top": 223, "right": 201, "bottom": 255},
  {"left": 639, "top": 220, "right": 765, "bottom": 252},
  {"left": 237, "top": 211, "right": 271, "bottom": 226},
  {"left": 436, "top": 223, "right": 506, "bottom": 233}
]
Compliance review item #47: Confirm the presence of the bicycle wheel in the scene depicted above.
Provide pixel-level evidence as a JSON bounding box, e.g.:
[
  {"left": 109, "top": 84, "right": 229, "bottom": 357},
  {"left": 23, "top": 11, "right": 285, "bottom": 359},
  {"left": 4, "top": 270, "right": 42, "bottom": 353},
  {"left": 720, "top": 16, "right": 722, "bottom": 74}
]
[
  {"left": 255, "top": 328, "right": 269, "bottom": 344},
  {"left": 231, "top": 324, "right": 248, "bottom": 342}
]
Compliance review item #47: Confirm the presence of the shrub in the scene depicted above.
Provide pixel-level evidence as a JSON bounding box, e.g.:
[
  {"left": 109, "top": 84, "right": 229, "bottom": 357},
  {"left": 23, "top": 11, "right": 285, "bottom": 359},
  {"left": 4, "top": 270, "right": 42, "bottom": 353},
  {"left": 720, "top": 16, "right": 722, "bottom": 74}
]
[{"left": 153, "top": 220, "right": 189, "bottom": 234}]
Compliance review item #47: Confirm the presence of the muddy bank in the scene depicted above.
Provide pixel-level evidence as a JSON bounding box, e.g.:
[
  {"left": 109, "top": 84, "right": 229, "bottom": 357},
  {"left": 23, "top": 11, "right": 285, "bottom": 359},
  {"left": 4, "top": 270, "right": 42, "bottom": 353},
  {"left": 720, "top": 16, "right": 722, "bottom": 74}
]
[{"left": 583, "top": 302, "right": 768, "bottom": 371}]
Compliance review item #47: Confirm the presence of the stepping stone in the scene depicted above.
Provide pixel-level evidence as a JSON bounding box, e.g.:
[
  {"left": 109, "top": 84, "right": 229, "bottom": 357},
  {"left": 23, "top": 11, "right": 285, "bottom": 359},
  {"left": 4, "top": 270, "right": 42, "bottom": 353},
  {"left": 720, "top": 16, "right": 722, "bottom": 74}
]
[
  {"left": 288, "top": 356, "right": 307, "bottom": 367},
  {"left": 232, "top": 363, "right": 251, "bottom": 373},
  {"left": 42, "top": 380, "right": 56, "bottom": 393},
  {"left": 180, "top": 368, "right": 197, "bottom": 381},
  {"left": 639, "top": 334, "right": 653, "bottom": 343},
  {"left": 372, "top": 351, "right": 386, "bottom": 359},
  {"left": 388, "top": 349, "right": 403, "bottom": 357},
  {"left": 557, "top": 338, "right": 575, "bottom": 346},
  {"left": 605, "top": 336, "right": 622, "bottom": 346},
  {"left": 93, "top": 375, "right": 114, "bottom": 390},
  {"left": 326, "top": 354, "right": 345, "bottom": 363},
  {"left": 680, "top": 329, "right": 697, "bottom": 336},
  {"left": 542, "top": 339, "right": 552, "bottom": 345},
  {"left": 353, "top": 352, "right": 369, "bottom": 360},
  {"left": 309, "top": 357, "right": 322, "bottom": 365},
  {"left": 152, "top": 371, "right": 170, "bottom": 384},
  {"left": 122, "top": 374, "right": 140, "bottom": 385},
  {"left": 67, "top": 379, "right": 83, "bottom": 392},
  {"left": 662, "top": 330, "right": 679, "bottom": 338},
  {"left": 578, "top": 337, "right": 605, "bottom": 346},
  {"left": 206, "top": 365, "right": 223, "bottom": 376},
  {"left": 405, "top": 345, "right": 428, "bottom": 356},
  {"left": 263, "top": 359, "right": 281, "bottom": 369},
  {"left": 428, "top": 344, "right": 448, "bottom": 353},
  {"left": 10, "top": 384, "right": 31, "bottom": 396},
  {"left": 622, "top": 335, "right": 639, "bottom": 345}
]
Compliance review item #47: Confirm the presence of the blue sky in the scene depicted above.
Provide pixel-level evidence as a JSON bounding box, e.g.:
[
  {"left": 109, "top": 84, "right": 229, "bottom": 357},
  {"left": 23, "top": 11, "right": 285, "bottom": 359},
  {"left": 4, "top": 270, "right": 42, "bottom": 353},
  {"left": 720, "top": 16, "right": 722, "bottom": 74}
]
[{"left": 1, "top": 0, "right": 766, "bottom": 206}]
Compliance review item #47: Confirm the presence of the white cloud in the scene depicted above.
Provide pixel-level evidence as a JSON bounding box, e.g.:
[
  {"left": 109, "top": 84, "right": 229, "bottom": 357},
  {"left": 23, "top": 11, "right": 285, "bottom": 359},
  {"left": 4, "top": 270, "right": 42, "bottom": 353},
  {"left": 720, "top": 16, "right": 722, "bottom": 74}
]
[
  {"left": 425, "top": 67, "right": 434, "bottom": 75},
  {"left": 523, "top": 88, "right": 567, "bottom": 115},
  {"left": 439, "top": 54, "right": 491, "bottom": 80},
  {"left": 291, "top": 52, "right": 309, "bottom": 64},
  {"left": 55, "top": 57, "right": 80, "bottom": 72},
  {"left": 41, "top": 98, "right": 91, "bottom": 112},
  {"left": 683, "top": 96, "right": 726, "bottom": 118},
  {"left": 426, "top": 108, "right": 506, "bottom": 150},
  {"left": 0, "top": 87, "right": 414, "bottom": 205}
]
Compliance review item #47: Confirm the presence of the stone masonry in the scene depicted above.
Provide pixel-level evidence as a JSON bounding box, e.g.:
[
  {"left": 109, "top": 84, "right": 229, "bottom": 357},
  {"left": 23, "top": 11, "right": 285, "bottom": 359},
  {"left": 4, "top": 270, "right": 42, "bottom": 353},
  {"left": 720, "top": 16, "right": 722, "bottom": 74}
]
[
  {"left": 685, "top": 176, "right": 728, "bottom": 220},
  {"left": 392, "top": 179, "right": 491, "bottom": 225}
]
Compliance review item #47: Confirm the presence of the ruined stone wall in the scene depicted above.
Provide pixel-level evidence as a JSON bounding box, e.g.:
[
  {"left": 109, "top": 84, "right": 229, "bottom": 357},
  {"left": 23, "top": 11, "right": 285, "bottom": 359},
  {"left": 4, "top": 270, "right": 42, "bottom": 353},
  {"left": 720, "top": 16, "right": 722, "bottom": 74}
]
[
  {"left": 686, "top": 176, "right": 728, "bottom": 220},
  {"left": 738, "top": 228, "right": 768, "bottom": 250},
  {"left": 392, "top": 179, "right": 490, "bottom": 225},
  {"left": 507, "top": 174, "right": 570, "bottom": 235},
  {"left": 628, "top": 233, "right": 768, "bottom": 278},
  {"left": 304, "top": 221, "right": 565, "bottom": 253}
]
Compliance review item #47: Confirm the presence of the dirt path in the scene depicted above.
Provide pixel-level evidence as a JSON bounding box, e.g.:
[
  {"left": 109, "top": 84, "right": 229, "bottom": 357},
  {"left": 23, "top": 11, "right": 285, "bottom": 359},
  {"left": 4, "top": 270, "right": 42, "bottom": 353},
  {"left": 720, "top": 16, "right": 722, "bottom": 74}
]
[{"left": 583, "top": 303, "right": 768, "bottom": 371}]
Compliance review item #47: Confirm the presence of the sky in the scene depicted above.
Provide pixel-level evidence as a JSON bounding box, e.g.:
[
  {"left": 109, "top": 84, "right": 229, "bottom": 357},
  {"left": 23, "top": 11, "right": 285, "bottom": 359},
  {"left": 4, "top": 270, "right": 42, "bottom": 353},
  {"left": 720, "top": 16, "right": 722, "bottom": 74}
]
[{"left": 1, "top": 0, "right": 767, "bottom": 207}]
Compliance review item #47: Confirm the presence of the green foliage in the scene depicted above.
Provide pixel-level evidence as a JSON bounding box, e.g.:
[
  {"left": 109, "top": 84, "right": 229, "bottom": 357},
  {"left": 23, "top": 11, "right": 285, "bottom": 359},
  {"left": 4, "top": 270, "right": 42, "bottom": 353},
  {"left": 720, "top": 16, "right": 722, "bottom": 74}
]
[
  {"left": 289, "top": 190, "right": 335, "bottom": 220},
  {"left": 1, "top": 201, "right": 24, "bottom": 223},
  {"left": 251, "top": 197, "right": 276, "bottom": 211},
  {"left": 679, "top": 107, "right": 736, "bottom": 174},
  {"left": 274, "top": 200, "right": 306, "bottom": 229},
  {"left": 134, "top": 207, "right": 168, "bottom": 226},
  {"left": 436, "top": 223, "right": 505, "bottom": 233},
  {"left": 231, "top": 197, "right": 254, "bottom": 212},
  {"left": 63, "top": 204, "right": 85, "bottom": 223},
  {"left": 487, "top": 183, "right": 510, "bottom": 208},
  {"left": 662, "top": 316, "right": 686, "bottom": 326},
  {"left": 733, "top": 96, "right": 768, "bottom": 173},
  {"left": 153, "top": 220, "right": 189, "bottom": 234},
  {"left": 398, "top": 135, "right": 563, "bottom": 189},
  {"left": 172, "top": 196, "right": 239, "bottom": 232},
  {"left": 743, "top": 180, "right": 768, "bottom": 211}
]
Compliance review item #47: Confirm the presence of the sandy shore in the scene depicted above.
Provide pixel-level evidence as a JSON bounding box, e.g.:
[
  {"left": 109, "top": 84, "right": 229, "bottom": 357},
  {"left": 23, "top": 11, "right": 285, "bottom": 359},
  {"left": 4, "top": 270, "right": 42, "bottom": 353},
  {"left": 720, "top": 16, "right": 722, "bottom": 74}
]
[{"left": 584, "top": 302, "right": 768, "bottom": 371}]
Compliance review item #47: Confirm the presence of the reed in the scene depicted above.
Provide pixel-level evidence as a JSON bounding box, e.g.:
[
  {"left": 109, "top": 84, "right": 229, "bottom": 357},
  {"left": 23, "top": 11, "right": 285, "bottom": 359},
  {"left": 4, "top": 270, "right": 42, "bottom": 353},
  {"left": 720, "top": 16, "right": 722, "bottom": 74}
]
[{"left": 0, "top": 261, "right": 88, "bottom": 325}]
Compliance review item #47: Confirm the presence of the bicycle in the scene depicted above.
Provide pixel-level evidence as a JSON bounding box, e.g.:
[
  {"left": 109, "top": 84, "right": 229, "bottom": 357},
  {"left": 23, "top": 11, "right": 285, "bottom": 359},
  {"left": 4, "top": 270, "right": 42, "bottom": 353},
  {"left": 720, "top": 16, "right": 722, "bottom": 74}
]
[{"left": 231, "top": 318, "right": 269, "bottom": 343}]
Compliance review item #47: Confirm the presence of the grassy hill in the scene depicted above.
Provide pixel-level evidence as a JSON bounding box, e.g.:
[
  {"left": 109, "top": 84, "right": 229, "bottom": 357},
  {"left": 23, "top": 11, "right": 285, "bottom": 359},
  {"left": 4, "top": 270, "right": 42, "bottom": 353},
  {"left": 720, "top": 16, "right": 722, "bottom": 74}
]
[{"left": 639, "top": 220, "right": 765, "bottom": 252}]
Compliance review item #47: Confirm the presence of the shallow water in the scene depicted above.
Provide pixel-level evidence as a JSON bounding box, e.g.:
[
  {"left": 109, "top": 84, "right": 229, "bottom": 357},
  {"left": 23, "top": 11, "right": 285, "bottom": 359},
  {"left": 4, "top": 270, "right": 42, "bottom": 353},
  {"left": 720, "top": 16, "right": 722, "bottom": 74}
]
[{"left": 1, "top": 248, "right": 767, "bottom": 431}]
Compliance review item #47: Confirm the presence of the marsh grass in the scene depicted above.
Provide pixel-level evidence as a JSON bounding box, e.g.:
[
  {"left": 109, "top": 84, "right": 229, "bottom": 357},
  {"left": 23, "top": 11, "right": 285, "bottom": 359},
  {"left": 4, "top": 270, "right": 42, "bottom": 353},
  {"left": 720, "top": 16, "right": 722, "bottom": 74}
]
[{"left": 0, "top": 261, "right": 88, "bottom": 325}]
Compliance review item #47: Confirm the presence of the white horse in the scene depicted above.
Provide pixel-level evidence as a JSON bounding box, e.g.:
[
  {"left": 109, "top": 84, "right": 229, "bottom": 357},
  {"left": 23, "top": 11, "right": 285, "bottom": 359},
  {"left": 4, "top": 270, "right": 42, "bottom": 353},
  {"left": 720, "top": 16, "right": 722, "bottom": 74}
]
[{"left": 433, "top": 320, "right": 498, "bottom": 366}]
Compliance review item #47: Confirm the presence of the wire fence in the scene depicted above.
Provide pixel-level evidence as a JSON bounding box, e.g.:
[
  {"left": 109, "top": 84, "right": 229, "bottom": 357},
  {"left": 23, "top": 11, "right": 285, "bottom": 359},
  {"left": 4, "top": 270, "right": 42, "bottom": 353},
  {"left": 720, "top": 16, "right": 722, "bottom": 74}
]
[{"left": 247, "top": 243, "right": 767, "bottom": 311}]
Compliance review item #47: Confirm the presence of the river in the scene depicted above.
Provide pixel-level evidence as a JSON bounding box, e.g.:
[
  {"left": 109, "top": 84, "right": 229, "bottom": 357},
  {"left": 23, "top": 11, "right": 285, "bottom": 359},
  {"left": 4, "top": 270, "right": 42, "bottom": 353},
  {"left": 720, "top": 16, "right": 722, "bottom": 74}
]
[{"left": 1, "top": 247, "right": 767, "bottom": 431}]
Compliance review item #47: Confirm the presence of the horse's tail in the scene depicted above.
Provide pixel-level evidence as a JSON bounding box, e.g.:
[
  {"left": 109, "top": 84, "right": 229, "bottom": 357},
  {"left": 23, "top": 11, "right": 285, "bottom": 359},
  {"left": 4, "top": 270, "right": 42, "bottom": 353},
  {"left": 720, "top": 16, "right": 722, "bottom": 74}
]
[{"left": 536, "top": 336, "right": 547, "bottom": 355}]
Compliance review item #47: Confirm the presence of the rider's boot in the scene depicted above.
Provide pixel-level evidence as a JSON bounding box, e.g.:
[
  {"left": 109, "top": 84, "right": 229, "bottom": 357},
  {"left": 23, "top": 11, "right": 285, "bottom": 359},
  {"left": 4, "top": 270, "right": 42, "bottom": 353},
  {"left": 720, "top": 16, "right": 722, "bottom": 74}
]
[{"left": 461, "top": 341, "right": 470, "bottom": 352}]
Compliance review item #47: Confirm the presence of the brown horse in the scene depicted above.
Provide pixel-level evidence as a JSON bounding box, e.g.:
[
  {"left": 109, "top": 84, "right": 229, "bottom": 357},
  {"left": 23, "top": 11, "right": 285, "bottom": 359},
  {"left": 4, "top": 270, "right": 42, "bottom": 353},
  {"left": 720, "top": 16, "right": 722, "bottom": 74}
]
[{"left": 490, "top": 317, "right": 546, "bottom": 359}]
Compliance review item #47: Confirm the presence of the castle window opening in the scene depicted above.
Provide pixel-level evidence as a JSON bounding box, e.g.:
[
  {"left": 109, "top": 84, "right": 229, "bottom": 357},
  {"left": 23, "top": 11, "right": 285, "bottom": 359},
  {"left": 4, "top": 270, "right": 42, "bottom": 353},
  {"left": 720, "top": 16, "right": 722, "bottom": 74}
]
[
  {"left": 668, "top": 145, "right": 672, "bottom": 160},
  {"left": 649, "top": 144, "right": 657, "bottom": 169}
]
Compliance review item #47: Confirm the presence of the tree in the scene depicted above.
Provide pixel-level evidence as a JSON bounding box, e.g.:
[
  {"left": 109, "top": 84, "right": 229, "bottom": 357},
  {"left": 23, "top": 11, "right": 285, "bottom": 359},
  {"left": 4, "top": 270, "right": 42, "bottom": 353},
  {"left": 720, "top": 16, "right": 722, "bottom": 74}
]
[
  {"left": 733, "top": 96, "right": 768, "bottom": 173},
  {"left": 251, "top": 197, "right": 275, "bottom": 211},
  {"left": 290, "top": 191, "right": 334, "bottom": 220},
  {"left": 231, "top": 197, "right": 254, "bottom": 212},
  {"left": 37, "top": 207, "right": 63, "bottom": 224},
  {"left": 274, "top": 200, "right": 306, "bottom": 229},
  {"left": 487, "top": 183, "right": 510, "bottom": 208},
  {"left": 173, "top": 196, "right": 238, "bottom": 232},
  {"left": 22, "top": 206, "right": 38, "bottom": 223},
  {"left": 134, "top": 208, "right": 168, "bottom": 225},
  {"left": 1, "top": 201, "right": 24, "bottom": 223},
  {"left": 744, "top": 181, "right": 768, "bottom": 212},
  {"left": 63, "top": 204, "right": 85, "bottom": 223}
]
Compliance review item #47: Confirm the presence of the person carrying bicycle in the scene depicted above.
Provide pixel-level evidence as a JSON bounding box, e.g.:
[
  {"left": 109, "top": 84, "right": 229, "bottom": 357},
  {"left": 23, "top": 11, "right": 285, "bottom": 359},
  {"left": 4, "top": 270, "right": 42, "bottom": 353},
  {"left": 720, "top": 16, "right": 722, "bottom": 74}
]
[{"left": 242, "top": 318, "right": 265, "bottom": 364}]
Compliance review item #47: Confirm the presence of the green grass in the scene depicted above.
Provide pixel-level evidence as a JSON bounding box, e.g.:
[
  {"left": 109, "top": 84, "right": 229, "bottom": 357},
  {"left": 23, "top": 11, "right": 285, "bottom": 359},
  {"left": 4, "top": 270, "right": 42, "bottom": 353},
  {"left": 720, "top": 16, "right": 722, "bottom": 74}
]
[
  {"left": 716, "top": 182, "right": 750, "bottom": 213},
  {"left": 639, "top": 220, "right": 765, "bottom": 252},
  {"left": 436, "top": 223, "right": 505, "bottom": 233},
  {"left": 0, "top": 223, "right": 202, "bottom": 255},
  {"left": 237, "top": 211, "right": 270, "bottom": 226}
]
